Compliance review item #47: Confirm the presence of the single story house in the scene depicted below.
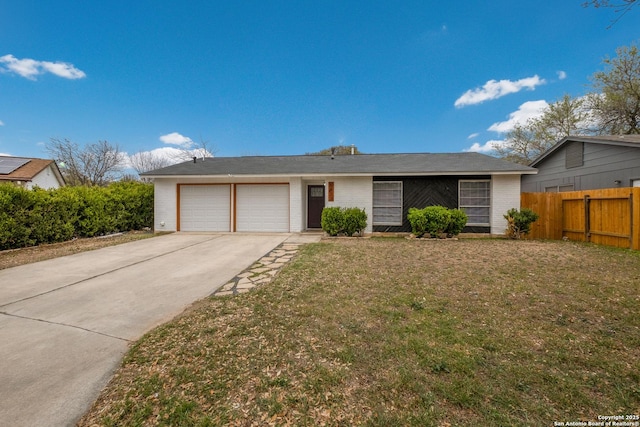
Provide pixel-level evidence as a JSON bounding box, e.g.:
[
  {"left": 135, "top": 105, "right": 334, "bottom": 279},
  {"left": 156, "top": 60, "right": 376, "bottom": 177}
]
[
  {"left": 141, "top": 152, "right": 537, "bottom": 235},
  {"left": 522, "top": 135, "right": 640, "bottom": 192},
  {"left": 0, "top": 156, "right": 65, "bottom": 189}
]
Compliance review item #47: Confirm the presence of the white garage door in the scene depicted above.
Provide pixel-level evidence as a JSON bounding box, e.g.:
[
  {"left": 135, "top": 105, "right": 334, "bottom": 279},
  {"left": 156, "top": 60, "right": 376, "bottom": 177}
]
[
  {"left": 180, "top": 185, "right": 231, "bottom": 231},
  {"left": 236, "top": 184, "right": 289, "bottom": 232}
]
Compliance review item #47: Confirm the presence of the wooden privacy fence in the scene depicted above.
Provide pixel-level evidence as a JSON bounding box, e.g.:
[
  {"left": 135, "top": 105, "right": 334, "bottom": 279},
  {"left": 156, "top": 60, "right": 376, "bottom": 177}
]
[{"left": 521, "top": 188, "right": 640, "bottom": 250}]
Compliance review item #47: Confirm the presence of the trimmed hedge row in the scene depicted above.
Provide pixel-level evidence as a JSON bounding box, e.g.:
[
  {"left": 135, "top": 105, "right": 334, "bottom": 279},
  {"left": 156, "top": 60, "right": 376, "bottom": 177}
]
[{"left": 0, "top": 181, "right": 153, "bottom": 250}]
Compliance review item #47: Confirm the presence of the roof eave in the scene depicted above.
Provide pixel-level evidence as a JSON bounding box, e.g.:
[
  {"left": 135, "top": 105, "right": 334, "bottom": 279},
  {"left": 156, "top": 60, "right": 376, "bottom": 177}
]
[{"left": 144, "top": 170, "right": 537, "bottom": 179}]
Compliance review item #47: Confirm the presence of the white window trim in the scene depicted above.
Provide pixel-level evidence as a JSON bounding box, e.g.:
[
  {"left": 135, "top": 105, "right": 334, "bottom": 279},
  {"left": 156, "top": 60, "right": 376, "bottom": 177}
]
[
  {"left": 459, "top": 179, "right": 491, "bottom": 227},
  {"left": 373, "top": 181, "right": 403, "bottom": 226}
]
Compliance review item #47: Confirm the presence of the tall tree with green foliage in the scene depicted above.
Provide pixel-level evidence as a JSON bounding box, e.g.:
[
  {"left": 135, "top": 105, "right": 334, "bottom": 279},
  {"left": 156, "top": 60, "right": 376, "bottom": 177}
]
[{"left": 588, "top": 42, "right": 640, "bottom": 134}]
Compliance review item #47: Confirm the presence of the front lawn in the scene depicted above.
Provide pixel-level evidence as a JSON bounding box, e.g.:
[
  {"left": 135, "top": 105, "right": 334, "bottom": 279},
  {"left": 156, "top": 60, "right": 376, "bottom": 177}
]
[{"left": 79, "top": 239, "right": 640, "bottom": 426}]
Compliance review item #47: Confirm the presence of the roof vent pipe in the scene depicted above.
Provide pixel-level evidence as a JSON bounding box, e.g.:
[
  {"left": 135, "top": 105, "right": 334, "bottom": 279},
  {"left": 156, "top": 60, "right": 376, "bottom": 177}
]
[
  {"left": 351, "top": 144, "right": 355, "bottom": 155},
  {"left": 193, "top": 156, "right": 197, "bottom": 164},
  {"left": 330, "top": 147, "right": 336, "bottom": 160}
]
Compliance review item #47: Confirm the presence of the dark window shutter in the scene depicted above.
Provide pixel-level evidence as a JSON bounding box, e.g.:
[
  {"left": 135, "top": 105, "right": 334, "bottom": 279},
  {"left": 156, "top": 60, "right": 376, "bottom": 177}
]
[{"left": 565, "top": 141, "right": 584, "bottom": 168}]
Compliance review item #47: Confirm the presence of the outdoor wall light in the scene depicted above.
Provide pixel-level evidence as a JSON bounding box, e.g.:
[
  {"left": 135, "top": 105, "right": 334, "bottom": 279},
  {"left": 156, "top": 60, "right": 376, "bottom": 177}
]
[
  {"left": 614, "top": 180, "right": 622, "bottom": 185},
  {"left": 160, "top": 221, "right": 165, "bottom": 227}
]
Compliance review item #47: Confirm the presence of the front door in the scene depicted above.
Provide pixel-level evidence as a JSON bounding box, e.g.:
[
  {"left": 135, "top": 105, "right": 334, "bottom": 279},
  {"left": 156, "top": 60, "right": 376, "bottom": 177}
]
[{"left": 307, "top": 185, "right": 325, "bottom": 228}]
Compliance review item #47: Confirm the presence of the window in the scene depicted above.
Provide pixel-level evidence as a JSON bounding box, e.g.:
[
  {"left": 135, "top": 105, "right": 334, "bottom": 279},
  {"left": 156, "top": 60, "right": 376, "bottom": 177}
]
[
  {"left": 545, "top": 184, "right": 574, "bottom": 193},
  {"left": 373, "top": 181, "right": 403, "bottom": 225},
  {"left": 459, "top": 180, "right": 490, "bottom": 226}
]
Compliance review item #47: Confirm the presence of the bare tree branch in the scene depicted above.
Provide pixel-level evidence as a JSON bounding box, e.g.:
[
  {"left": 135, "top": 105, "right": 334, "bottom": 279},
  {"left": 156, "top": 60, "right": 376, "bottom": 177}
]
[
  {"left": 582, "top": 0, "right": 637, "bottom": 28},
  {"left": 46, "top": 138, "right": 126, "bottom": 186}
]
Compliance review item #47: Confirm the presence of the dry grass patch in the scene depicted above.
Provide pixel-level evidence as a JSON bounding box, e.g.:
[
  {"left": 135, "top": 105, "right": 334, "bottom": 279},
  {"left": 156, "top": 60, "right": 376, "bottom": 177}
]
[
  {"left": 0, "top": 231, "right": 156, "bottom": 270},
  {"left": 79, "top": 239, "right": 640, "bottom": 426}
]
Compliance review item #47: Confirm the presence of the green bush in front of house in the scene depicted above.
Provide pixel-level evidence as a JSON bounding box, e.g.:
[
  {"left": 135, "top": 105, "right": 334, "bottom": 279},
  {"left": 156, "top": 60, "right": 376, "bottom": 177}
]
[
  {"left": 342, "top": 207, "right": 368, "bottom": 236},
  {"left": 321, "top": 206, "right": 367, "bottom": 236},
  {"left": 407, "top": 206, "right": 468, "bottom": 238},
  {"left": 0, "top": 181, "right": 154, "bottom": 250},
  {"left": 445, "top": 208, "right": 469, "bottom": 237},
  {"left": 504, "top": 208, "right": 539, "bottom": 239}
]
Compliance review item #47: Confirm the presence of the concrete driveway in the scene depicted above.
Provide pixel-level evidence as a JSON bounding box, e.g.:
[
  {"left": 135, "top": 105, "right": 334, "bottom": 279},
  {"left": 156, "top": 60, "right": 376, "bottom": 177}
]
[{"left": 0, "top": 233, "right": 294, "bottom": 427}]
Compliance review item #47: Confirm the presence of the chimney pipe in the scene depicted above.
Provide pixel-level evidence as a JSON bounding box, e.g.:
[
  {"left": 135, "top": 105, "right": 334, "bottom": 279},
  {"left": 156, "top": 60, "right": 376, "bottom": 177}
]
[{"left": 193, "top": 157, "right": 197, "bottom": 163}]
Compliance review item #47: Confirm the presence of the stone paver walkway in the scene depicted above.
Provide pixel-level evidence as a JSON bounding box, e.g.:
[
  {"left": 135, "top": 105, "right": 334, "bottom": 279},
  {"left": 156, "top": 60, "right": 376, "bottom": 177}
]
[{"left": 214, "top": 233, "right": 322, "bottom": 296}]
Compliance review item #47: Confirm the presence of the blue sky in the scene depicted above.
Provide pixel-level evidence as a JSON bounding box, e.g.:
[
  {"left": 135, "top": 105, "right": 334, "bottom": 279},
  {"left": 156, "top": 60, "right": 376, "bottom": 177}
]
[{"left": 0, "top": 1, "right": 637, "bottom": 163}]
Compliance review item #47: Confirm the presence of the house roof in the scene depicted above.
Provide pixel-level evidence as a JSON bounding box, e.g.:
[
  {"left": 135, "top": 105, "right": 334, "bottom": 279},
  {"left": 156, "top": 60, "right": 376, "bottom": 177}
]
[
  {"left": 141, "top": 152, "right": 537, "bottom": 178},
  {"left": 530, "top": 135, "right": 640, "bottom": 167},
  {"left": 0, "top": 156, "right": 65, "bottom": 184}
]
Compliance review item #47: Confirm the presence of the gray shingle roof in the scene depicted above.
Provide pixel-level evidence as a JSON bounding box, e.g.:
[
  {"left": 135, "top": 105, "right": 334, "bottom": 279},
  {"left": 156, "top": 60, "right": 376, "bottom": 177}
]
[{"left": 141, "top": 152, "right": 536, "bottom": 177}]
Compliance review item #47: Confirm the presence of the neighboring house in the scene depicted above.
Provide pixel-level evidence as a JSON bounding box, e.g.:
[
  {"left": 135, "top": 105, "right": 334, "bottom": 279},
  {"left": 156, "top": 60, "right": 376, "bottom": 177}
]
[
  {"left": 522, "top": 135, "right": 640, "bottom": 192},
  {"left": 0, "top": 156, "right": 65, "bottom": 189},
  {"left": 141, "top": 152, "right": 536, "bottom": 235}
]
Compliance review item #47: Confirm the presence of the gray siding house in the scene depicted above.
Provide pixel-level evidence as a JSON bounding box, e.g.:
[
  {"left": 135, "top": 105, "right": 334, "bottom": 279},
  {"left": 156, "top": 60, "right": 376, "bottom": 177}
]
[{"left": 522, "top": 135, "right": 640, "bottom": 192}]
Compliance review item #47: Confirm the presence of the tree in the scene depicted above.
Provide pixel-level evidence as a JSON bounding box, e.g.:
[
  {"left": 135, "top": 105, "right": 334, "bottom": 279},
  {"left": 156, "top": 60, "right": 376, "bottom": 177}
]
[
  {"left": 171, "top": 136, "right": 218, "bottom": 162},
  {"left": 306, "top": 145, "right": 363, "bottom": 155},
  {"left": 129, "top": 150, "right": 174, "bottom": 175},
  {"left": 46, "top": 138, "right": 127, "bottom": 186},
  {"left": 588, "top": 42, "right": 640, "bottom": 134},
  {"left": 130, "top": 137, "right": 217, "bottom": 177},
  {"left": 496, "top": 94, "right": 592, "bottom": 164},
  {"left": 582, "top": 0, "right": 637, "bottom": 27}
]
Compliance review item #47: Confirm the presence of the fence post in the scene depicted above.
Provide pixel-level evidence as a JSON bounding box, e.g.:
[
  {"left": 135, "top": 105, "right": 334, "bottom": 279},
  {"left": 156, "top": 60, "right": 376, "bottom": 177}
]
[
  {"left": 584, "top": 195, "right": 590, "bottom": 243},
  {"left": 630, "top": 192, "right": 634, "bottom": 249}
]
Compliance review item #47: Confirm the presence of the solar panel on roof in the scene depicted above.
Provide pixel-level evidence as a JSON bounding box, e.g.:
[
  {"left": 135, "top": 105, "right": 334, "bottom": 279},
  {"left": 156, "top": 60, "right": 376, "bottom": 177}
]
[{"left": 0, "top": 157, "right": 31, "bottom": 175}]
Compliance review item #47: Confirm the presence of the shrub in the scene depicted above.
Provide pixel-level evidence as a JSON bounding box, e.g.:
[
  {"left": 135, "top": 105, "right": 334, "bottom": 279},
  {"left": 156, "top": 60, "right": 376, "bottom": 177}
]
[
  {"left": 321, "top": 206, "right": 368, "bottom": 236},
  {"left": 407, "top": 207, "right": 428, "bottom": 237},
  {"left": 407, "top": 206, "right": 468, "bottom": 238},
  {"left": 504, "top": 208, "right": 539, "bottom": 239},
  {"left": 342, "top": 207, "right": 368, "bottom": 236},
  {"left": 445, "top": 209, "right": 468, "bottom": 237},
  {"left": 0, "top": 181, "right": 154, "bottom": 250},
  {"left": 321, "top": 207, "right": 343, "bottom": 236},
  {"left": 423, "top": 206, "right": 451, "bottom": 237}
]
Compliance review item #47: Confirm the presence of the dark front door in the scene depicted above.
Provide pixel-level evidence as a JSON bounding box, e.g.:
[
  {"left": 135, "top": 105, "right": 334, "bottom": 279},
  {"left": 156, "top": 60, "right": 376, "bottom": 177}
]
[{"left": 307, "top": 185, "right": 325, "bottom": 228}]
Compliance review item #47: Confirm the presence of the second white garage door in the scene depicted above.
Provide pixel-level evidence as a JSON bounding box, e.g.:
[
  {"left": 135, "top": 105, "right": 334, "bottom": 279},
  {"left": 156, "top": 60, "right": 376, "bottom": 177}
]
[
  {"left": 236, "top": 184, "right": 290, "bottom": 232},
  {"left": 180, "top": 185, "right": 231, "bottom": 232}
]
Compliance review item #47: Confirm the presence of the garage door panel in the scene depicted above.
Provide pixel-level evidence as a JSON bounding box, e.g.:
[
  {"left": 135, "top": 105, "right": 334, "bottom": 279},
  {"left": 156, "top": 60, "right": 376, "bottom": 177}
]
[
  {"left": 180, "top": 185, "right": 230, "bottom": 231},
  {"left": 236, "top": 185, "right": 289, "bottom": 232}
]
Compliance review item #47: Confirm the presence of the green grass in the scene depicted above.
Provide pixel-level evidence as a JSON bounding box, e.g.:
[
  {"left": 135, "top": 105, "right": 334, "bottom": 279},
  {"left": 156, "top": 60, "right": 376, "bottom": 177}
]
[{"left": 80, "top": 239, "right": 640, "bottom": 426}]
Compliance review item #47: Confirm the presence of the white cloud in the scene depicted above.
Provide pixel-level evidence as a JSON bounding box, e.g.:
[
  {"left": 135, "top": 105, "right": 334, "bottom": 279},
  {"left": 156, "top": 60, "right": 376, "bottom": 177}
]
[
  {"left": 487, "top": 100, "right": 548, "bottom": 133},
  {"left": 454, "top": 75, "right": 546, "bottom": 108},
  {"left": 467, "top": 132, "right": 479, "bottom": 139},
  {"left": 557, "top": 70, "right": 567, "bottom": 80},
  {"left": 159, "top": 132, "right": 194, "bottom": 147},
  {"left": 463, "top": 140, "right": 506, "bottom": 153},
  {"left": 0, "top": 54, "right": 86, "bottom": 80}
]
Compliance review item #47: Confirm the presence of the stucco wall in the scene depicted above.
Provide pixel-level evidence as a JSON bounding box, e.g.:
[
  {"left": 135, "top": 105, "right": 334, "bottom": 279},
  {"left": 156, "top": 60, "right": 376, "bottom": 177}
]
[{"left": 491, "top": 174, "right": 521, "bottom": 235}]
